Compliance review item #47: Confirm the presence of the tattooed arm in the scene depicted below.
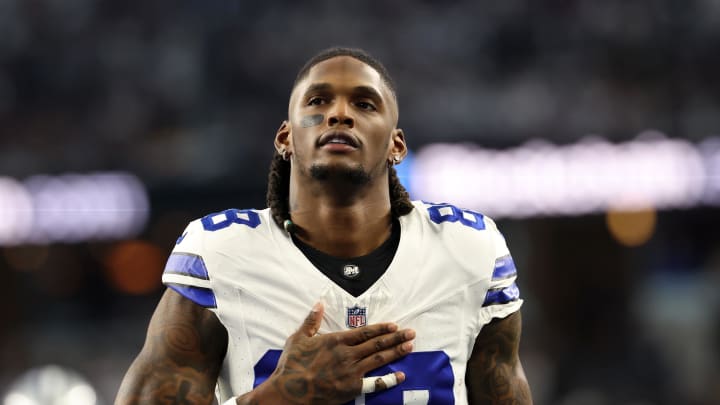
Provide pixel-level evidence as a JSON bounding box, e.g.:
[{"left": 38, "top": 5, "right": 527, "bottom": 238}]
[
  {"left": 116, "top": 293, "right": 414, "bottom": 405},
  {"left": 466, "top": 310, "right": 532, "bottom": 405},
  {"left": 115, "top": 288, "right": 228, "bottom": 405}
]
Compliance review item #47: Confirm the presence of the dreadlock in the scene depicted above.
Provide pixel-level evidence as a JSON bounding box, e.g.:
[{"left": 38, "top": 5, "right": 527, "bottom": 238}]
[
  {"left": 267, "top": 151, "right": 292, "bottom": 230},
  {"left": 267, "top": 47, "right": 414, "bottom": 232}
]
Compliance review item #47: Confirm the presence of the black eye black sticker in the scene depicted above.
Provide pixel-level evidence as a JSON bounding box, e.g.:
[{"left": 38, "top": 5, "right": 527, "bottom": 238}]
[{"left": 300, "top": 114, "right": 324, "bottom": 128}]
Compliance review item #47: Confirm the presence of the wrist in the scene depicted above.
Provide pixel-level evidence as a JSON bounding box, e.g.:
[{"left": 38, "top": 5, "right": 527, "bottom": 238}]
[{"left": 236, "top": 377, "right": 294, "bottom": 405}]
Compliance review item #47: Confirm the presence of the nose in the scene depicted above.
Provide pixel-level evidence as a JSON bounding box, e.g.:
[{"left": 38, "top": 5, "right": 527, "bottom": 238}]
[{"left": 327, "top": 101, "right": 354, "bottom": 128}]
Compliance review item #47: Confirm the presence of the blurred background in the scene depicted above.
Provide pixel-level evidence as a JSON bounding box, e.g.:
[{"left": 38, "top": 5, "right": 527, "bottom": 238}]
[{"left": 1, "top": 0, "right": 719, "bottom": 404}]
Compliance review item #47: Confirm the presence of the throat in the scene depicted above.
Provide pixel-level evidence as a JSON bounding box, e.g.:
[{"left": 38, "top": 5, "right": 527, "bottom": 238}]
[
  {"left": 288, "top": 165, "right": 394, "bottom": 256},
  {"left": 289, "top": 204, "right": 393, "bottom": 258}
]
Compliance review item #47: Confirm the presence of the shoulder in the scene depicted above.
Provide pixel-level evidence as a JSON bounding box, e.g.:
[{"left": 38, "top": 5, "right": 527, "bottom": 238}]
[
  {"left": 406, "top": 200, "right": 504, "bottom": 244},
  {"left": 196, "top": 207, "right": 273, "bottom": 234},
  {"left": 184, "top": 206, "right": 275, "bottom": 239},
  {"left": 171, "top": 207, "right": 279, "bottom": 261},
  {"left": 405, "top": 200, "right": 510, "bottom": 276},
  {"left": 406, "top": 203, "right": 523, "bottom": 321},
  {"left": 162, "top": 207, "right": 277, "bottom": 308}
]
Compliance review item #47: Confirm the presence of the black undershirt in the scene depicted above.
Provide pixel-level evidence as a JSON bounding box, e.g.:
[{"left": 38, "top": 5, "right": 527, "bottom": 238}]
[{"left": 291, "top": 220, "right": 401, "bottom": 297}]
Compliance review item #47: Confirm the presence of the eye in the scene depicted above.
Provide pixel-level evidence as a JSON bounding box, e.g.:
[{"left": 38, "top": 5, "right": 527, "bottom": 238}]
[
  {"left": 307, "top": 97, "right": 326, "bottom": 106},
  {"left": 356, "top": 101, "right": 376, "bottom": 111}
]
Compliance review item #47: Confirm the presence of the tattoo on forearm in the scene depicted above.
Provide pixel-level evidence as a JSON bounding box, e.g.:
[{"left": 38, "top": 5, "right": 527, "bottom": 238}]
[
  {"left": 163, "top": 380, "right": 193, "bottom": 405},
  {"left": 467, "top": 311, "right": 532, "bottom": 405}
]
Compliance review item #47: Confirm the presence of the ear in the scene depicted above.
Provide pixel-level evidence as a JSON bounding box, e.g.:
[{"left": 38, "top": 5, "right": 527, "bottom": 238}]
[
  {"left": 388, "top": 128, "right": 408, "bottom": 164},
  {"left": 274, "top": 120, "right": 292, "bottom": 155}
]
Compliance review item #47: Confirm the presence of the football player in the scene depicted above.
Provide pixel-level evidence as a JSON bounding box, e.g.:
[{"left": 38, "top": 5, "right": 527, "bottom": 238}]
[{"left": 116, "top": 47, "right": 532, "bottom": 405}]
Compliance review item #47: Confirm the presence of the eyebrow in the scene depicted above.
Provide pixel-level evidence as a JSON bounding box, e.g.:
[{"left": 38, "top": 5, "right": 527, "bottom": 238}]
[
  {"left": 303, "top": 83, "right": 385, "bottom": 104},
  {"left": 304, "top": 83, "right": 333, "bottom": 95},
  {"left": 353, "top": 85, "right": 384, "bottom": 103}
]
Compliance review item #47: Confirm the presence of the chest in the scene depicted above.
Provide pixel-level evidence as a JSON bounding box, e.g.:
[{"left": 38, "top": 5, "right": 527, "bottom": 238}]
[{"left": 209, "top": 242, "right": 490, "bottom": 355}]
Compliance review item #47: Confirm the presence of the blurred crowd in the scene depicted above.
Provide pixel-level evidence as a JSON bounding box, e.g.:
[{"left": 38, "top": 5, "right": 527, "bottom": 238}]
[
  {"left": 3, "top": 0, "right": 720, "bottom": 186},
  {"left": 1, "top": 0, "right": 720, "bottom": 404}
]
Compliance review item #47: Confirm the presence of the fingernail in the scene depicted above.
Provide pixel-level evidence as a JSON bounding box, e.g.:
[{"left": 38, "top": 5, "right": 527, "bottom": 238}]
[
  {"left": 405, "top": 330, "right": 416, "bottom": 339},
  {"left": 387, "top": 323, "right": 398, "bottom": 332},
  {"left": 311, "top": 302, "right": 322, "bottom": 312},
  {"left": 403, "top": 342, "right": 413, "bottom": 352}
]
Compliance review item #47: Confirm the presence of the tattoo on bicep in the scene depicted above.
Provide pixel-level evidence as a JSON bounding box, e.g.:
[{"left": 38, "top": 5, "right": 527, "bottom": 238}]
[
  {"left": 116, "top": 292, "right": 226, "bottom": 405},
  {"left": 467, "top": 311, "right": 532, "bottom": 404}
]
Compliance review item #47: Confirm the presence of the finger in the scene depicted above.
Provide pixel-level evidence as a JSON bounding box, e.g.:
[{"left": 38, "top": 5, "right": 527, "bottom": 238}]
[
  {"left": 356, "top": 340, "right": 414, "bottom": 372},
  {"left": 340, "top": 322, "right": 399, "bottom": 346},
  {"left": 298, "top": 302, "right": 324, "bottom": 337},
  {"left": 353, "top": 329, "right": 415, "bottom": 359},
  {"left": 361, "top": 372, "right": 404, "bottom": 394}
]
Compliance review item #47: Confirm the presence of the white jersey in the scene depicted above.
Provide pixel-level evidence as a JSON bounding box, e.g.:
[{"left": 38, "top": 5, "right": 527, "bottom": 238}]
[{"left": 162, "top": 201, "right": 523, "bottom": 405}]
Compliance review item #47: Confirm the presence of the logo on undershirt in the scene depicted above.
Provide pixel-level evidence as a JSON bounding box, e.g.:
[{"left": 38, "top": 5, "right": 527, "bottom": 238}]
[{"left": 342, "top": 264, "right": 360, "bottom": 279}]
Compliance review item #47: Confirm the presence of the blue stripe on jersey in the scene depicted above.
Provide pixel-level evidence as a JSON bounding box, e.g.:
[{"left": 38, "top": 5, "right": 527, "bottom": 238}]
[
  {"left": 492, "top": 255, "right": 517, "bottom": 280},
  {"left": 483, "top": 282, "right": 520, "bottom": 307},
  {"left": 163, "top": 253, "right": 209, "bottom": 280},
  {"left": 167, "top": 283, "right": 217, "bottom": 308}
]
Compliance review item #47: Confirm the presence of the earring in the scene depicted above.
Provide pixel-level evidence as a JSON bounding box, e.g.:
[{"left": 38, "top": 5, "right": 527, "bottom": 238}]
[
  {"left": 280, "top": 148, "right": 289, "bottom": 161},
  {"left": 392, "top": 155, "right": 401, "bottom": 165}
]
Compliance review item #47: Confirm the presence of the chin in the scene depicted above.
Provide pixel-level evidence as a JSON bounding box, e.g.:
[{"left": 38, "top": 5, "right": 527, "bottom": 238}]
[{"left": 309, "top": 162, "right": 371, "bottom": 185}]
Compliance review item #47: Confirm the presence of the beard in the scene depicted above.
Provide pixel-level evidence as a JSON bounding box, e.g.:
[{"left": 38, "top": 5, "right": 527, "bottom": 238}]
[{"left": 309, "top": 162, "right": 372, "bottom": 186}]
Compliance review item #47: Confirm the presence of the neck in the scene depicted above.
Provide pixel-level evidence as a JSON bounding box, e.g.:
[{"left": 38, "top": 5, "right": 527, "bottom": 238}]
[{"left": 288, "top": 173, "right": 393, "bottom": 258}]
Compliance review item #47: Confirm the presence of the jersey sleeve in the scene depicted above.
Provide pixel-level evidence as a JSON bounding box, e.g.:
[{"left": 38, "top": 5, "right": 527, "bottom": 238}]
[
  {"left": 478, "top": 218, "right": 523, "bottom": 324},
  {"left": 161, "top": 220, "right": 217, "bottom": 309}
]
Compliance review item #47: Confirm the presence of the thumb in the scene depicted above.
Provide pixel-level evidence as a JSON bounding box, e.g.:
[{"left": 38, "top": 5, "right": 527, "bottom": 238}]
[{"left": 298, "top": 302, "right": 324, "bottom": 337}]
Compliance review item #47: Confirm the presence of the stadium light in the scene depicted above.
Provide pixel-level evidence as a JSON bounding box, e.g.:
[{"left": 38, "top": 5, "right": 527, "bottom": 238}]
[
  {"left": 0, "top": 172, "right": 149, "bottom": 246},
  {"left": 410, "top": 132, "right": 715, "bottom": 218}
]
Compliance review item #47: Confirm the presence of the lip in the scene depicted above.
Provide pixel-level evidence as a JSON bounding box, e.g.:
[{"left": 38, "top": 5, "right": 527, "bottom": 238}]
[{"left": 317, "top": 130, "right": 360, "bottom": 149}]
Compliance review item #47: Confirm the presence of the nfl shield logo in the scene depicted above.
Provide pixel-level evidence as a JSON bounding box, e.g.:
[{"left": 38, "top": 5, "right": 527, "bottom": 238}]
[{"left": 346, "top": 306, "right": 367, "bottom": 328}]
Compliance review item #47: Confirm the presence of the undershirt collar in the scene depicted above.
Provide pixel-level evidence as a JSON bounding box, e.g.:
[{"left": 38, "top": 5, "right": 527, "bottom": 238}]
[{"left": 291, "top": 219, "right": 401, "bottom": 297}]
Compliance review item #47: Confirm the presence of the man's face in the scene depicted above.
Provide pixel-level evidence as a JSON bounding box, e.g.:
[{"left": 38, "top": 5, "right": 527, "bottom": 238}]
[{"left": 279, "top": 56, "right": 404, "bottom": 183}]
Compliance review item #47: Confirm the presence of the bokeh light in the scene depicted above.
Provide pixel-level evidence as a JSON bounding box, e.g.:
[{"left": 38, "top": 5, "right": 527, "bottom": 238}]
[
  {"left": 412, "top": 134, "right": 709, "bottom": 218},
  {"left": 606, "top": 207, "right": 657, "bottom": 247},
  {"left": 0, "top": 172, "right": 149, "bottom": 246},
  {"left": 2, "top": 365, "right": 97, "bottom": 405},
  {"left": 104, "top": 240, "right": 164, "bottom": 295},
  {"left": 0, "top": 177, "right": 33, "bottom": 246}
]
